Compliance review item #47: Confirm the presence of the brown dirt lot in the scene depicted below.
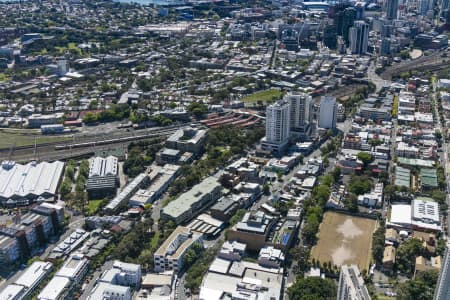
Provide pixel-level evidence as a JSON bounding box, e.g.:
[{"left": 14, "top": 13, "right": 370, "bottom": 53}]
[{"left": 311, "top": 211, "right": 378, "bottom": 271}]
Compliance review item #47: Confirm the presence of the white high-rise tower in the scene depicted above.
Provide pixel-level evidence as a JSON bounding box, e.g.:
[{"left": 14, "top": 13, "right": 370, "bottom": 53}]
[
  {"left": 318, "top": 96, "right": 337, "bottom": 130},
  {"left": 285, "top": 92, "right": 313, "bottom": 137},
  {"left": 261, "top": 100, "right": 291, "bottom": 153}
]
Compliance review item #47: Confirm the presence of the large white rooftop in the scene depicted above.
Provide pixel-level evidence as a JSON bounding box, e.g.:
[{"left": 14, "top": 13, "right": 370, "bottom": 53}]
[
  {"left": 0, "top": 161, "right": 64, "bottom": 200},
  {"left": 0, "top": 284, "right": 25, "bottom": 300},
  {"left": 56, "top": 253, "right": 88, "bottom": 280},
  {"left": 89, "top": 156, "right": 118, "bottom": 177},
  {"left": 412, "top": 199, "right": 440, "bottom": 223},
  {"left": 15, "top": 261, "right": 53, "bottom": 288},
  {"left": 37, "top": 276, "right": 70, "bottom": 300},
  {"left": 390, "top": 204, "right": 412, "bottom": 226}
]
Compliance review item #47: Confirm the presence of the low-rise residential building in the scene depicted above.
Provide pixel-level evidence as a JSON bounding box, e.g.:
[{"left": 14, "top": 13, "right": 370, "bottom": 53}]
[
  {"left": 0, "top": 261, "right": 53, "bottom": 300},
  {"left": 129, "top": 164, "right": 180, "bottom": 207},
  {"left": 218, "top": 241, "right": 246, "bottom": 261},
  {"left": 154, "top": 226, "right": 203, "bottom": 274},
  {"left": 226, "top": 211, "right": 276, "bottom": 251},
  {"left": 258, "top": 246, "right": 285, "bottom": 268},
  {"left": 209, "top": 195, "right": 241, "bottom": 222},
  {"left": 161, "top": 177, "right": 222, "bottom": 224},
  {"left": 415, "top": 255, "right": 441, "bottom": 277},
  {"left": 38, "top": 253, "right": 89, "bottom": 300},
  {"left": 88, "top": 282, "right": 131, "bottom": 300},
  {"left": 357, "top": 183, "right": 383, "bottom": 208},
  {"left": 100, "top": 260, "right": 141, "bottom": 288},
  {"left": 396, "top": 142, "right": 419, "bottom": 158},
  {"left": 104, "top": 173, "right": 150, "bottom": 213},
  {"left": 382, "top": 245, "right": 396, "bottom": 272}
]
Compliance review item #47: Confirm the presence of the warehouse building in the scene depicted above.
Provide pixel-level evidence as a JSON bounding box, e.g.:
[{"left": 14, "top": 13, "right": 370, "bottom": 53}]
[
  {"left": 389, "top": 198, "right": 442, "bottom": 232},
  {"left": 0, "top": 160, "right": 65, "bottom": 207}
]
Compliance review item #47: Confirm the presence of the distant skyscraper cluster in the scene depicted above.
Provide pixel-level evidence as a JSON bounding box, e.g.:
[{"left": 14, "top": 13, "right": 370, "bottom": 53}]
[{"left": 331, "top": 4, "right": 369, "bottom": 55}]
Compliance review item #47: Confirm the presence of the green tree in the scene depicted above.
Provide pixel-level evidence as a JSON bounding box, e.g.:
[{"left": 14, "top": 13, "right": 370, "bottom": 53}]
[
  {"left": 396, "top": 238, "right": 425, "bottom": 275},
  {"left": 344, "top": 193, "right": 358, "bottom": 212},
  {"left": 187, "top": 101, "right": 208, "bottom": 118},
  {"left": 288, "top": 277, "right": 337, "bottom": 300},
  {"left": 331, "top": 167, "right": 341, "bottom": 183},
  {"left": 357, "top": 152, "right": 374, "bottom": 167},
  {"left": 348, "top": 175, "right": 372, "bottom": 195},
  {"left": 372, "top": 222, "right": 386, "bottom": 265},
  {"left": 59, "top": 179, "right": 72, "bottom": 197},
  {"left": 396, "top": 270, "right": 439, "bottom": 300},
  {"left": 82, "top": 112, "right": 98, "bottom": 124}
]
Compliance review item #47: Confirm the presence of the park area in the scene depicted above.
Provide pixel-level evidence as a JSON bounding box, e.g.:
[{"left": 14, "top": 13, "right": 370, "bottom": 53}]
[
  {"left": 240, "top": 89, "right": 283, "bottom": 105},
  {"left": 311, "top": 211, "right": 378, "bottom": 271}
]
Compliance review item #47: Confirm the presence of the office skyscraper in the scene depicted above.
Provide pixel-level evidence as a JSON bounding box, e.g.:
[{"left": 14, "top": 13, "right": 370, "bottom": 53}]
[
  {"left": 261, "top": 100, "right": 291, "bottom": 153},
  {"left": 323, "top": 24, "right": 337, "bottom": 49},
  {"left": 386, "top": 0, "right": 399, "bottom": 20},
  {"left": 418, "top": 0, "right": 431, "bottom": 15},
  {"left": 335, "top": 7, "right": 357, "bottom": 44},
  {"left": 380, "top": 38, "right": 392, "bottom": 56},
  {"left": 285, "top": 92, "right": 313, "bottom": 137},
  {"left": 442, "top": 0, "right": 450, "bottom": 16},
  {"left": 318, "top": 96, "right": 337, "bottom": 130},
  {"left": 349, "top": 21, "right": 369, "bottom": 55}
]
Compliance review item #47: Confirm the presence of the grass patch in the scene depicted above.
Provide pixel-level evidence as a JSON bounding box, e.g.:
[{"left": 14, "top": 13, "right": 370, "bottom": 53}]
[
  {"left": 0, "top": 130, "right": 71, "bottom": 148},
  {"left": 161, "top": 195, "right": 176, "bottom": 208},
  {"left": 240, "top": 89, "right": 284, "bottom": 103},
  {"left": 68, "top": 42, "right": 77, "bottom": 50},
  {"left": 149, "top": 231, "right": 160, "bottom": 251},
  {"left": 86, "top": 200, "right": 103, "bottom": 215},
  {"left": 0, "top": 73, "right": 8, "bottom": 81}
]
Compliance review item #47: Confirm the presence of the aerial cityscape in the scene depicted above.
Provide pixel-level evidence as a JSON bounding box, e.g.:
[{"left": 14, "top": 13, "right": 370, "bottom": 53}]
[{"left": 1, "top": 0, "right": 450, "bottom": 299}]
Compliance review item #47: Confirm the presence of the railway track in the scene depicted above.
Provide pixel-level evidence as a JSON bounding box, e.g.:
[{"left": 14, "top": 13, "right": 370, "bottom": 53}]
[
  {"left": 381, "top": 49, "right": 449, "bottom": 79},
  {"left": 0, "top": 126, "right": 181, "bottom": 162}
]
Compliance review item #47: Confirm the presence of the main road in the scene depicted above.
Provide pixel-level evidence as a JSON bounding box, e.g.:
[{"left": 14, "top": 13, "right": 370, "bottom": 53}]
[{"left": 431, "top": 76, "right": 450, "bottom": 236}]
